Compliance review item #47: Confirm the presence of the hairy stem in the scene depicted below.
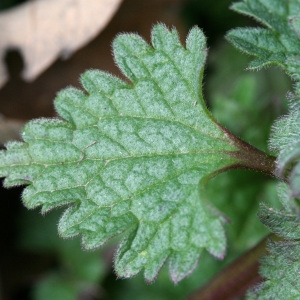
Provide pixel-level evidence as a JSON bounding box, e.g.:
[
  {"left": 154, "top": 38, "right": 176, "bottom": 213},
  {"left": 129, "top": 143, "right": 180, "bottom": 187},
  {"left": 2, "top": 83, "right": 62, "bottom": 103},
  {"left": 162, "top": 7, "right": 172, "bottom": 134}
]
[
  {"left": 220, "top": 126, "right": 278, "bottom": 179},
  {"left": 187, "top": 234, "right": 277, "bottom": 300}
]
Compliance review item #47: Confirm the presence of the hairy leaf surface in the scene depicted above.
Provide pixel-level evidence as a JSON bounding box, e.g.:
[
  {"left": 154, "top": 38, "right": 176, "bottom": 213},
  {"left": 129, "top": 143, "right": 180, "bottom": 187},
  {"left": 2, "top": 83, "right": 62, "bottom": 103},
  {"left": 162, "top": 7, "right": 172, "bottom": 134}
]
[
  {"left": 227, "top": 0, "right": 300, "bottom": 71},
  {"left": 269, "top": 53, "right": 300, "bottom": 198},
  {"left": 227, "top": 0, "right": 300, "bottom": 207},
  {"left": 248, "top": 184, "right": 300, "bottom": 299},
  {"left": 258, "top": 184, "right": 300, "bottom": 240},
  {"left": 270, "top": 96, "right": 300, "bottom": 197},
  {"left": 228, "top": 1, "right": 300, "bottom": 298},
  {"left": 247, "top": 240, "right": 300, "bottom": 299},
  {"left": 0, "top": 24, "right": 240, "bottom": 283}
]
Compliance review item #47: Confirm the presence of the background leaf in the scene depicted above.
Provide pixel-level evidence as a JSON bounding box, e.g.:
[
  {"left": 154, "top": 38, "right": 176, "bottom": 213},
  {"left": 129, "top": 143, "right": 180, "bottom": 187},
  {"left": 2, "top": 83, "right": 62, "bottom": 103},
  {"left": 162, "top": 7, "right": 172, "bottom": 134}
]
[
  {"left": 247, "top": 184, "right": 300, "bottom": 299},
  {"left": 0, "top": 0, "right": 123, "bottom": 88},
  {"left": 227, "top": 1, "right": 300, "bottom": 298},
  {"left": 226, "top": 0, "right": 300, "bottom": 71}
]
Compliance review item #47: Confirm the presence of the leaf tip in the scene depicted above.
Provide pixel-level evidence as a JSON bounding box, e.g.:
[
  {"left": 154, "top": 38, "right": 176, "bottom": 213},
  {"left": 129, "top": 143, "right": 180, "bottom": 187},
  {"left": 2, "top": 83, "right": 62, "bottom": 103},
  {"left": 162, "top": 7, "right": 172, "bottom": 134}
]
[{"left": 186, "top": 25, "right": 206, "bottom": 53}]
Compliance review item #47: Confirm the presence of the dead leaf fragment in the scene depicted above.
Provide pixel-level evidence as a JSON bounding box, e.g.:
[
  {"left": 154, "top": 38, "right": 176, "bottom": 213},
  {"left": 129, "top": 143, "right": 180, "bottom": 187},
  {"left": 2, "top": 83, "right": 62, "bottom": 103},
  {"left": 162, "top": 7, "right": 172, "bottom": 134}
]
[
  {"left": 0, "top": 116, "right": 24, "bottom": 144},
  {"left": 0, "top": 0, "right": 123, "bottom": 88}
]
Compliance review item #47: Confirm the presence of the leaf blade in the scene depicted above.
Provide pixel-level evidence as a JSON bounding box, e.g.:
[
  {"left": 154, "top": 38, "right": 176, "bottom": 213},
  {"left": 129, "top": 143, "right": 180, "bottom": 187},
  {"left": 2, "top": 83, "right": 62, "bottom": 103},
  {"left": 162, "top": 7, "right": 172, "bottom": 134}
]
[{"left": 0, "top": 24, "right": 239, "bottom": 282}]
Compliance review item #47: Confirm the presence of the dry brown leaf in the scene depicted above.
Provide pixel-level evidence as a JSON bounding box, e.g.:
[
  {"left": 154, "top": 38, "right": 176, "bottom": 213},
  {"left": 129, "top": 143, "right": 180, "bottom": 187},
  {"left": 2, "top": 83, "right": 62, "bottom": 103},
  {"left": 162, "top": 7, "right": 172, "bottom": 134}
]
[
  {"left": 0, "top": 116, "right": 24, "bottom": 144},
  {"left": 0, "top": 0, "right": 123, "bottom": 88}
]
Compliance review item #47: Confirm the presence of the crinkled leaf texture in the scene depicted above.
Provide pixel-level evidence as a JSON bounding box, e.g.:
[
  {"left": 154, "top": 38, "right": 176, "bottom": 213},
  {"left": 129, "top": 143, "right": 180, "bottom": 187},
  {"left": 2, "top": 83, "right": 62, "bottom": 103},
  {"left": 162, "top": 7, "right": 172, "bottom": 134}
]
[
  {"left": 227, "top": 1, "right": 300, "bottom": 298},
  {"left": 269, "top": 54, "right": 300, "bottom": 198},
  {"left": 270, "top": 95, "right": 300, "bottom": 198},
  {"left": 227, "top": 0, "right": 300, "bottom": 71},
  {"left": 247, "top": 184, "right": 300, "bottom": 299},
  {"left": 258, "top": 184, "right": 300, "bottom": 240},
  {"left": 227, "top": 0, "right": 300, "bottom": 200},
  {"left": 247, "top": 240, "right": 300, "bottom": 299},
  {"left": 0, "top": 24, "right": 239, "bottom": 283}
]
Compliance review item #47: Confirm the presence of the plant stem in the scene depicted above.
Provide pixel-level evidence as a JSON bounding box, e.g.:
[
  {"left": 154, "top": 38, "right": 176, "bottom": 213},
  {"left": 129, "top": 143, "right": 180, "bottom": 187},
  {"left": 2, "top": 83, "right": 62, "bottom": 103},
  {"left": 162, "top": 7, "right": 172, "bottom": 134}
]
[
  {"left": 220, "top": 126, "right": 278, "bottom": 179},
  {"left": 187, "top": 234, "right": 276, "bottom": 300}
]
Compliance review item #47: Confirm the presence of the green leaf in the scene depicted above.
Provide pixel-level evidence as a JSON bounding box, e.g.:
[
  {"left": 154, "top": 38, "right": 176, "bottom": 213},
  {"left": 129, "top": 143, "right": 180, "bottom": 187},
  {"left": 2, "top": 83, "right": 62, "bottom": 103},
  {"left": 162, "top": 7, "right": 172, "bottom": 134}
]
[
  {"left": 270, "top": 94, "right": 300, "bottom": 197},
  {"left": 226, "top": 0, "right": 300, "bottom": 71},
  {"left": 0, "top": 24, "right": 240, "bottom": 283},
  {"left": 247, "top": 184, "right": 300, "bottom": 299},
  {"left": 258, "top": 184, "right": 300, "bottom": 240},
  {"left": 228, "top": 0, "right": 300, "bottom": 209},
  {"left": 247, "top": 240, "right": 300, "bottom": 300}
]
